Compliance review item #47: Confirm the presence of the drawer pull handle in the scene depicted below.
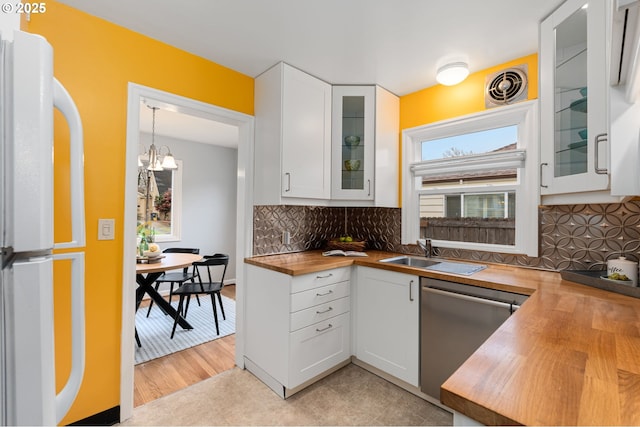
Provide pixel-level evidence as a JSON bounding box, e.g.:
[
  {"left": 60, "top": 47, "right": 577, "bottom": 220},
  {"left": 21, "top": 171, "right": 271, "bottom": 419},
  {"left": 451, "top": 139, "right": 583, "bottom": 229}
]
[
  {"left": 316, "top": 324, "right": 333, "bottom": 332},
  {"left": 316, "top": 273, "right": 333, "bottom": 279},
  {"left": 316, "top": 307, "right": 333, "bottom": 314},
  {"left": 316, "top": 290, "right": 333, "bottom": 297}
]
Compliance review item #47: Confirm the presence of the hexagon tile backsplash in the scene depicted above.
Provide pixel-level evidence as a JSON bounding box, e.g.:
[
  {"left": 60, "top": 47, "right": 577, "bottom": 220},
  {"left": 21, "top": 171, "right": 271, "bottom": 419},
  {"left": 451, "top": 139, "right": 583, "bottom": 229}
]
[{"left": 253, "top": 200, "right": 640, "bottom": 271}]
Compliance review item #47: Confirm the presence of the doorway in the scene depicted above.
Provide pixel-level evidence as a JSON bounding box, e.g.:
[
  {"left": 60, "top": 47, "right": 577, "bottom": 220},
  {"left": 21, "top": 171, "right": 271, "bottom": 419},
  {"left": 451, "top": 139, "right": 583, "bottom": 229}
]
[
  {"left": 121, "top": 83, "right": 254, "bottom": 420},
  {"left": 134, "top": 288, "right": 237, "bottom": 406}
]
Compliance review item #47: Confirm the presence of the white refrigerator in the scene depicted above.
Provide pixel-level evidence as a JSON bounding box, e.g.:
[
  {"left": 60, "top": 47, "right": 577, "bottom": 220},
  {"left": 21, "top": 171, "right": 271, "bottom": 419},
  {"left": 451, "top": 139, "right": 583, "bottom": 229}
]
[{"left": 0, "top": 30, "right": 86, "bottom": 425}]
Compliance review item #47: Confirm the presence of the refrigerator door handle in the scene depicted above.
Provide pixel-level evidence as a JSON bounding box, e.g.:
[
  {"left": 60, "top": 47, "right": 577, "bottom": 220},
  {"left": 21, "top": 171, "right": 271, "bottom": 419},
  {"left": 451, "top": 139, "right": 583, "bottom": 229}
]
[
  {"left": 52, "top": 251, "right": 85, "bottom": 423},
  {"left": 52, "top": 78, "right": 86, "bottom": 249}
]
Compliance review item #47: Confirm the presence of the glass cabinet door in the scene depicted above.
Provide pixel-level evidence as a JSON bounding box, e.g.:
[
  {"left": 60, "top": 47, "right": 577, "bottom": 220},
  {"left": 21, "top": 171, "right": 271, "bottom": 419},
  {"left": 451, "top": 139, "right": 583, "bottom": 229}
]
[
  {"left": 554, "top": 7, "right": 588, "bottom": 177},
  {"left": 540, "top": 0, "right": 608, "bottom": 195},
  {"left": 331, "top": 86, "right": 375, "bottom": 200},
  {"left": 341, "top": 96, "right": 365, "bottom": 190}
]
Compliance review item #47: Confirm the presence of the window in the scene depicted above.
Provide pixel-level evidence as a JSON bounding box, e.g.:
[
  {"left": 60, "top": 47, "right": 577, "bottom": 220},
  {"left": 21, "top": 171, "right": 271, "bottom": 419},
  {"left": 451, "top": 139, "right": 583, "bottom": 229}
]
[
  {"left": 137, "top": 160, "right": 182, "bottom": 242},
  {"left": 402, "top": 101, "right": 539, "bottom": 256},
  {"left": 442, "top": 192, "right": 515, "bottom": 219}
]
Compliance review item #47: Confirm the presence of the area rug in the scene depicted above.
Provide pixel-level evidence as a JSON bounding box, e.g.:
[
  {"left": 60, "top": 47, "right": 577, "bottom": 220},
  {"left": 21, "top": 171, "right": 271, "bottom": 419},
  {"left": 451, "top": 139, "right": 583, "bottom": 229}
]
[{"left": 135, "top": 295, "right": 235, "bottom": 364}]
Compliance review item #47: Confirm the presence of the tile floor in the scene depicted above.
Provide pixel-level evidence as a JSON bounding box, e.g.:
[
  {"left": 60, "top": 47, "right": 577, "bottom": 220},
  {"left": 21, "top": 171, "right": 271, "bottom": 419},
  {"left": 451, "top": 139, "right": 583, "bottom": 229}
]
[{"left": 120, "top": 363, "right": 453, "bottom": 426}]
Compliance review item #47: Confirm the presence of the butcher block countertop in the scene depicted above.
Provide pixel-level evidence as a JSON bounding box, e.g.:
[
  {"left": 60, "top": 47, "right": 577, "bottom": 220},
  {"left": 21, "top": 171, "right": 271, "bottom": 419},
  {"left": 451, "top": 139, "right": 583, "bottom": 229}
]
[{"left": 245, "top": 250, "right": 640, "bottom": 426}]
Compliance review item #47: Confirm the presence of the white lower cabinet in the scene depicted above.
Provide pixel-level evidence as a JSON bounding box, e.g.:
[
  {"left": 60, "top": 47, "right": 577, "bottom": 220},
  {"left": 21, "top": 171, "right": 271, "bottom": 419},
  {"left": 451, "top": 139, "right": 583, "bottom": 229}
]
[
  {"left": 245, "top": 265, "right": 351, "bottom": 397},
  {"left": 354, "top": 266, "right": 419, "bottom": 386},
  {"left": 289, "top": 312, "right": 350, "bottom": 388},
  {"left": 245, "top": 263, "right": 420, "bottom": 396}
]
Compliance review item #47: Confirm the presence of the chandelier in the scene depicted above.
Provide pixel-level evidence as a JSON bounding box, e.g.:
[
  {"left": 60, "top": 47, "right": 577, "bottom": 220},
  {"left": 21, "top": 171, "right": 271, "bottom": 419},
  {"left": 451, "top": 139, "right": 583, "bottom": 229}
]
[
  {"left": 138, "top": 104, "right": 177, "bottom": 228},
  {"left": 138, "top": 105, "right": 178, "bottom": 171}
]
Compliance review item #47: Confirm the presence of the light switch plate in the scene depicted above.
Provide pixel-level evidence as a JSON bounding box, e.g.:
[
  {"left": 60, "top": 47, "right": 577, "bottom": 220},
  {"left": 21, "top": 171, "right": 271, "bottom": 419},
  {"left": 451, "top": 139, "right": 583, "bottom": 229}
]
[{"left": 98, "top": 219, "right": 115, "bottom": 240}]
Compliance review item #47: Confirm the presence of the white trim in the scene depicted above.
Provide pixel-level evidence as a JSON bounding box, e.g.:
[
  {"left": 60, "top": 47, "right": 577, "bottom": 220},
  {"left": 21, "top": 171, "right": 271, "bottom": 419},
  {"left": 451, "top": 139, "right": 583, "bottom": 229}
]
[
  {"left": 401, "top": 100, "right": 539, "bottom": 256},
  {"left": 0, "top": 9, "right": 20, "bottom": 39},
  {"left": 121, "top": 83, "right": 254, "bottom": 421},
  {"left": 420, "top": 183, "right": 517, "bottom": 194},
  {"left": 411, "top": 150, "right": 526, "bottom": 177},
  {"left": 147, "top": 160, "right": 183, "bottom": 243}
]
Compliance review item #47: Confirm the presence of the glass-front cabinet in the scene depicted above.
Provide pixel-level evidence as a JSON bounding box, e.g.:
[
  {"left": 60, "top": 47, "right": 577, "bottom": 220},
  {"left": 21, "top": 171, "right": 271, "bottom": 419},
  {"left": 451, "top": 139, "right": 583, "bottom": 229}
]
[
  {"left": 540, "top": 0, "right": 609, "bottom": 195},
  {"left": 331, "top": 86, "right": 375, "bottom": 200}
]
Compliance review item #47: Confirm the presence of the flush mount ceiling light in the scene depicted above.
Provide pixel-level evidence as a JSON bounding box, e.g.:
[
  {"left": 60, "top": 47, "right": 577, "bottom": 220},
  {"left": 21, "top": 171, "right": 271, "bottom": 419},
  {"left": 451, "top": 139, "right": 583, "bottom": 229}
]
[{"left": 436, "top": 62, "right": 470, "bottom": 86}]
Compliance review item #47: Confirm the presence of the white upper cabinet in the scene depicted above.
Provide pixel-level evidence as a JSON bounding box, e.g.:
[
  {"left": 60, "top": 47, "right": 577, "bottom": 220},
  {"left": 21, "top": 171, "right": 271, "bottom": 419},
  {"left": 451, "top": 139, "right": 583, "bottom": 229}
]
[
  {"left": 540, "top": 0, "right": 610, "bottom": 196},
  {"left": 254, "top": 62, "right": 332, "bottom": 205},
  {"left": 331, "top": 86, "right": 375, "bottom": 201},
  {"left": 331, "top": 85, "right": 399, "bottom": 206},
  {"left": 610, "top": 1, "right": 640, "bottom": 197},
  {"left": 254, "top": 63, "right": 399, "bottom": 206}
]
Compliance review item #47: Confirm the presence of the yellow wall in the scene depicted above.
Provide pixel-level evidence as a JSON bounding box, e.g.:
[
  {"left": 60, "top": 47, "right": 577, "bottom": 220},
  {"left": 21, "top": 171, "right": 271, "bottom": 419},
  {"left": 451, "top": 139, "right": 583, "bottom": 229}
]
[
  {"left": 23, "top": 2, "right": 253, "bottom": 423},
  {"left": 400, "top": 54, "right": 538, "bottom": 130},
  {"left": 22, "top": 2, "right": 536, "bottom": 420},
  {"left": 398, "top": 54, "right": 538, "bottom": 203}
]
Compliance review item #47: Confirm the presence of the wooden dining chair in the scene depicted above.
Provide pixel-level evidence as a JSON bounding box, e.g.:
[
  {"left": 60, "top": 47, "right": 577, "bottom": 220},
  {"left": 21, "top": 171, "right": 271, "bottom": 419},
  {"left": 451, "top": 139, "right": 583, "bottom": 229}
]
[
  {"left": 146, "top": 247, "right": 200, "bottom": 317},
  {"left": 170, "top": 253, "right": 229, "bottom": 339}
]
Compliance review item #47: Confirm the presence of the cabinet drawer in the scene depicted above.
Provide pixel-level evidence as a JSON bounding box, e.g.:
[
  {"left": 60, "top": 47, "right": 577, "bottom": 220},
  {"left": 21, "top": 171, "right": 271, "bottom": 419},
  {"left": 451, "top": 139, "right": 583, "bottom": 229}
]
[
  {"left": 291, "top": 281, "right": 349, "bottom": 313},
  {"left": 291, "top": 267, "right": 351, "bottom": 293},
  {"left": 290, "top": 296, "right": 350, "bottom": 332},
  {"left": 288, "top": 312, "right": 350, "bottom": 389}
]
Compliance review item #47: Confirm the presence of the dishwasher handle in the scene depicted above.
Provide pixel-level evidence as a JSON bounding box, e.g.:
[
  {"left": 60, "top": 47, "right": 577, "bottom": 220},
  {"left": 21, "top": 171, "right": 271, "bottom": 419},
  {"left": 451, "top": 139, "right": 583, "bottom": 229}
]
[{"left": 423, "top": 286, "right": 520, "bottom": 313}]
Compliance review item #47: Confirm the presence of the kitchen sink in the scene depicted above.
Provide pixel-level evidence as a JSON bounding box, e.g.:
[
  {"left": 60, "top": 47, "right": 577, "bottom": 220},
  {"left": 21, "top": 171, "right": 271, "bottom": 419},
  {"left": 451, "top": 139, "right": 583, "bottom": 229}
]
[
  {"left": 380, "top": 256, "right": 486, "bottom": 276},
  {"left": 379, "top": 256, "right": 441, "bottom": 268}
]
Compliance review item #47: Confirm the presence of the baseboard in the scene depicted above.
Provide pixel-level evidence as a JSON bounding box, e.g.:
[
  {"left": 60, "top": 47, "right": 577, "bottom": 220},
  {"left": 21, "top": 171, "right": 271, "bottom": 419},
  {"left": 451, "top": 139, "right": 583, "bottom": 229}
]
[
  {"left": 244, "top": 357, "right": 351, "bottom": 399},
  {"left": 351, "top": 357, "right": 452, "bottom": 413},
  {"left": 244, "top": 356, "right": 451, "bottom": 413},
  {"left": 284, "top": 359, "right": 350, "bottom": 398},
  {"left": 69, "top": 406, "right": 120, "bottom": 426},
  {"left": 244, "top": 356, "right": 286, "bottom": 398}
]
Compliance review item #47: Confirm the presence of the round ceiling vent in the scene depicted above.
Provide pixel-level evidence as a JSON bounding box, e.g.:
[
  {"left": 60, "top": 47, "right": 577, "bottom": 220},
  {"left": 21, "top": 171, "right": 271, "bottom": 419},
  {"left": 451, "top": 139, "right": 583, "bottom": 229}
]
[{"left": 485, "top": 66, "right": 528, "bottom": 108}]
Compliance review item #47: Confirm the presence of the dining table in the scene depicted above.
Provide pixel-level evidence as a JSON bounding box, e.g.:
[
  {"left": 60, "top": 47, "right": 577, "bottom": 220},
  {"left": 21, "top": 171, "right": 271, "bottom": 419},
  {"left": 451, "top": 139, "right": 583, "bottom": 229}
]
[{"left": 135, "top": 252, "right": 203, "bottom": 331}]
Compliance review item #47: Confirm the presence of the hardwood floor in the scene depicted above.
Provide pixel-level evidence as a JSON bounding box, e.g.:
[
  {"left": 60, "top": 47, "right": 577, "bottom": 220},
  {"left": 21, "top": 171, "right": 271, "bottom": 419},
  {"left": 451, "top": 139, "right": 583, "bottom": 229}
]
[{"left": 134, "top": 285, "right": 236, "bottom": 407}]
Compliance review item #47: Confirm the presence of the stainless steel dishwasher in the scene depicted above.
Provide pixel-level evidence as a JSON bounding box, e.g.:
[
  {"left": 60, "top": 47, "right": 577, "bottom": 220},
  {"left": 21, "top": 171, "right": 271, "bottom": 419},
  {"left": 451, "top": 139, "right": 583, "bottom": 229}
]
[{"left": 420, "top": 278, "right": 528, "bottom": 401}]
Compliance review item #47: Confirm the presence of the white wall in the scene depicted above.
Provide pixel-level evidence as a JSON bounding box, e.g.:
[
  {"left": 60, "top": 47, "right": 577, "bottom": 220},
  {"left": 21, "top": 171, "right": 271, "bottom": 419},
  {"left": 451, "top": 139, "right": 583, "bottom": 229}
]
[{"left": 140, "top": 132, "right": 238, "bottom": 284}]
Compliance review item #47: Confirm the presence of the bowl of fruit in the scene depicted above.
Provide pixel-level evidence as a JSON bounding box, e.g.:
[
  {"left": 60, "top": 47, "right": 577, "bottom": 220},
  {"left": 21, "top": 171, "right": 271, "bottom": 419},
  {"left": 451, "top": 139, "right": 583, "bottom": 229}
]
[
  {"left": 601, "top": 272, "right": 633, "bottom": 285},
  {"left": 326, "top": 236, "right": 366, "bottom": 251},
  {"left": 144, "top": 243, "right": 162, "bottom": 258}
]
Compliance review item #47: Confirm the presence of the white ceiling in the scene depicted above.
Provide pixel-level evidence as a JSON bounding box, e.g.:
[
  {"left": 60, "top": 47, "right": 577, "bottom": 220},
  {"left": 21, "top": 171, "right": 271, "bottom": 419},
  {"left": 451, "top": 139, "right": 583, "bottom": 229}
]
[
  {"left": 58, "top": 0, "right": 565, "bottom": 146},
  {"left": 139, "top": 101, "right": 239, "bottom": 148}
]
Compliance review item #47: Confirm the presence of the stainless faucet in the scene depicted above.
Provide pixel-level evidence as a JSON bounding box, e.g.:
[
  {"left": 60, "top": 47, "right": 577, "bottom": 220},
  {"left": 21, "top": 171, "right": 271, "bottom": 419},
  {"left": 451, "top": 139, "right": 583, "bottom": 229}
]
[{"left": 417, "top": 239, "right": 433, "bottom": 258}]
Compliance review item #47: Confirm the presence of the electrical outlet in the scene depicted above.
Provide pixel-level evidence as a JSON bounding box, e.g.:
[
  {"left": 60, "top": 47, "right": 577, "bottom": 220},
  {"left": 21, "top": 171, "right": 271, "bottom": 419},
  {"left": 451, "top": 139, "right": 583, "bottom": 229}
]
[{"left": 282, "top": 230, "right": 291, "bottom": 245}]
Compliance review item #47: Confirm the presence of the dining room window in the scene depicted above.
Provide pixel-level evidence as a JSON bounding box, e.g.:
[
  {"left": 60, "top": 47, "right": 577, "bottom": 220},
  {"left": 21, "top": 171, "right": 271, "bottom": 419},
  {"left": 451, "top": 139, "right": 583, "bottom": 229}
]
[
  {"left": 137, "top": 160, "right": 182, "bottom": 242},
  {"left": 402, "top": 101, "right": 539, "bottom": 256}
]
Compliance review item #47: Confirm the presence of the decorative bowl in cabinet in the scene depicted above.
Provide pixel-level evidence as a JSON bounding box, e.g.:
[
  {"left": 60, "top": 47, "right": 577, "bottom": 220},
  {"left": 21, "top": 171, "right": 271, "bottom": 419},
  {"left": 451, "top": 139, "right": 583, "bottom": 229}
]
[
  {"left": 344, "top": 135, "right": 360, "bottom": 147},
  {"left": 344, "top": 159, "right": 361, "bottom": 171}
]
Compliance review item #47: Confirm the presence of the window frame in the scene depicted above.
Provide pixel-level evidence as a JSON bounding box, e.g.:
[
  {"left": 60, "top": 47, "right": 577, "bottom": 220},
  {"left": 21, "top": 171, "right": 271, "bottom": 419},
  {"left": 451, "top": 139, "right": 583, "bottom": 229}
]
[
  {"left": 137, "top": 159, "right": 183, "bottom": 243},
  {"left": 401, "top": 100, "right": 539, "bottom": 256},
  {"left": 152, "top": 160, "right": 182, "bottom": 243},
  {"left": 450, "top": 191, "right": 514, "bottom": 219}
]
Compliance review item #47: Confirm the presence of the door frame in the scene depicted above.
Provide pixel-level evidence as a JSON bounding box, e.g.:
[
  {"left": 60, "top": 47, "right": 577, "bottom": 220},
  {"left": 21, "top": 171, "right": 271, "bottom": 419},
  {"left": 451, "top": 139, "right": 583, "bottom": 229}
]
[{"left": 120, "top": 83, "right": 254, "bottom": 420}]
